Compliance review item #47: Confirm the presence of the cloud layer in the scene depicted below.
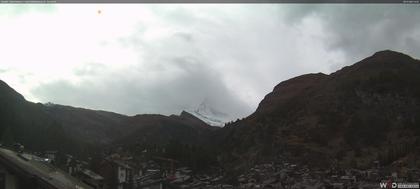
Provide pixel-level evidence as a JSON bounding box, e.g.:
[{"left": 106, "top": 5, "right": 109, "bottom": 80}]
[{"left": 0, "top": 4, "right": 419, "bottom": 121}]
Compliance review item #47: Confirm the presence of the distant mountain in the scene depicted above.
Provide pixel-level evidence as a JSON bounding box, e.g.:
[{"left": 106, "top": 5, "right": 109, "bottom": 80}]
[
  {"left": 114, "top": 111, "right": 218, "bottom": 146},
  {"left": 0, "top": 80, "right": 218, "bottom": 162},
  {"left": 42, "top": 102, "right": 219, "bottom": 146},
  {"left": 217, "top": 50, "right": 420, "bottom": 172},
  {"left": 187, "top": 100, "right": 231, "bottom": 127}
]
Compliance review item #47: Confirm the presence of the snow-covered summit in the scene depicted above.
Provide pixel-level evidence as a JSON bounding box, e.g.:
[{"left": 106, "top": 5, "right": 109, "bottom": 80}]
[{"left": 186, "top": 100, "right": 231, "bottom": 127}]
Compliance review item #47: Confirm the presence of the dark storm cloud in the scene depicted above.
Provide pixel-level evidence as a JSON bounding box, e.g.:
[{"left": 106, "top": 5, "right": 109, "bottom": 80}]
[{"left": 283, "top": 4, "right": 420, "bottom": 68}]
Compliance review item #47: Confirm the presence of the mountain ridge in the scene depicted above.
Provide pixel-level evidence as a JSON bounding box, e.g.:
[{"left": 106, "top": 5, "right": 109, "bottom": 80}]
[
  {"left": 0, "top": 81, "right": 218, "bottom": 162},
  {"left": 217, "top": 50, "right": 420, "bottom": 173}
]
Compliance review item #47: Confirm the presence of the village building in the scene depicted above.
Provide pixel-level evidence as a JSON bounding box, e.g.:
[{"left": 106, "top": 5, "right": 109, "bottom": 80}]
[
  {"left": 79, "top": 169, "right": 105, "bottom": 189},
  {"left": 97, "top": 156, "right": 133, "bottom": 189}
]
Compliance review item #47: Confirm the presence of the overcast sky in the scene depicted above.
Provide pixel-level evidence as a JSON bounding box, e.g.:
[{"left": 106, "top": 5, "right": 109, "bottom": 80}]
[{"left": 0, "top": 4, "right": 419, "bottom": 120}]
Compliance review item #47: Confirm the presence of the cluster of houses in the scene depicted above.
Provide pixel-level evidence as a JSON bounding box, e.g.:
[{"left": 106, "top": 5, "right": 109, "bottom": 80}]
[
  {"left": 0, "top": 144, "right": 235, "bottom": 189},
  {"left": 98, "top": 153, "right": 234, "bottom": 189},
  {"left": 236, "top": 157, "right": 420, "bottom": 189},
  {"left": 62, "top": 150, "right": 233, "bottom": 189},
  {"left": 1, "top": 143, "right": 419, "bottom": 189},
  {"left": 0, "top": 144, "right": 133, "bottom": 189}
]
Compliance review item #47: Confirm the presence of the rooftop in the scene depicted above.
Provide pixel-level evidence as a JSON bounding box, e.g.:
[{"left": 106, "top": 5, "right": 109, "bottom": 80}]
[
  {"left": 81, "top": 169, "right": 104, "bottom": 180},
  {"left": 0, "top": 147, "right": 93, "bottom": 189}
]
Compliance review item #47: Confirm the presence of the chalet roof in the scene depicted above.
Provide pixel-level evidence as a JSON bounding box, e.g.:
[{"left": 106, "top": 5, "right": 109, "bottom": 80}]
[
  {"left": 81, "top": 169, "right": 104, "bottom": 180},
  {"left": 0, "top": 147, "right": 93, "bottom": 189}
]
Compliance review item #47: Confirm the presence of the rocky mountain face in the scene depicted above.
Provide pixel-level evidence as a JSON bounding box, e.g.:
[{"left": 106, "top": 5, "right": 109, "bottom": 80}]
[{"left": 218, "top": 50, "right": 420, "bottom": 172}]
